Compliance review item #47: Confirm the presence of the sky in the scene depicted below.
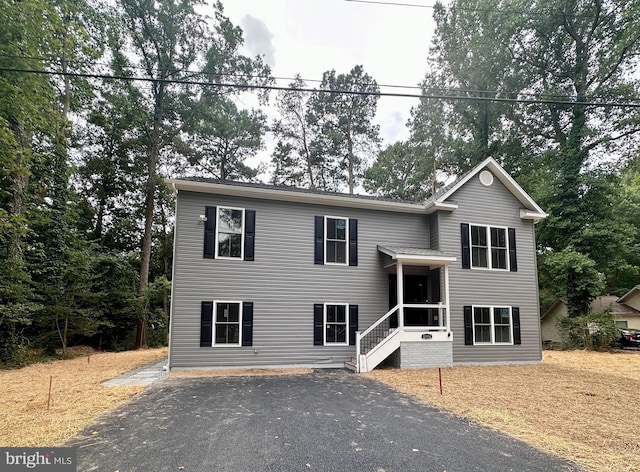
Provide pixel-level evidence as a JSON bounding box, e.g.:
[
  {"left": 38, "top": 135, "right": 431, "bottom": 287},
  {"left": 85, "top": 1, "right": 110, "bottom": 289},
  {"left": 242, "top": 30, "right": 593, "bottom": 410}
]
[{"left": 213, "top": 0, "right": 440, "bottom": 146}]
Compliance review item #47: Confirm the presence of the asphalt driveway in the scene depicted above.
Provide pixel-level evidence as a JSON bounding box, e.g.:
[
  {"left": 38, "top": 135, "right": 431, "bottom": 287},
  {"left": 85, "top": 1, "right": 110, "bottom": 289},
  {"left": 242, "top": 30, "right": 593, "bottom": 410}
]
[{"left": 69, "top": 369, "right": 580, "bottom": 472}]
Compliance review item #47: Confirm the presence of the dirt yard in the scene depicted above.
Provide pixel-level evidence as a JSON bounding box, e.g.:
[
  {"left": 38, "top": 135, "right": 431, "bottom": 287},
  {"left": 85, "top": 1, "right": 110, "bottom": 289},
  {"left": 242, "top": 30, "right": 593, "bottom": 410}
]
[
  {"left": 2, "top": 348, "right": 637, "bottom": 471},
  {"left": 0, "top": 347, "right": 167, "bottom": 447},
  {"left": 366, "top": 350, "right": 640, "bottom": 472}
]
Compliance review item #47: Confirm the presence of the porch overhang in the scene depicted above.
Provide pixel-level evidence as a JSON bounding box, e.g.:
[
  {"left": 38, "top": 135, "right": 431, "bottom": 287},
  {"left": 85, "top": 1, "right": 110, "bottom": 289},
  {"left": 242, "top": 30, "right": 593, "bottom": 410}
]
[{"left": 377, "top": 245, "right": 457, "bottom": 268}]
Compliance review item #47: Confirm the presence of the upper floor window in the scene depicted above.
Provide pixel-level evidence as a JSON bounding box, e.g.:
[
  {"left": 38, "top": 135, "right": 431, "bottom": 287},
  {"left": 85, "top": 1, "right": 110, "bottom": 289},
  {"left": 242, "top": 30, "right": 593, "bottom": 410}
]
[
  {"left": 325, "top": 216, "right": 348, "bottom": 264},
  {"left": 462, "top": 223, "right": 515, "bottom": 271},
  {"left": 314, "top": 216, "right": 358, "bottom": 266},
  {"left": 203, "top": 205, "right": 255, "bottom": 261},
  {"left": 217, "top": 207, "right": 244, "bottom": 259}
]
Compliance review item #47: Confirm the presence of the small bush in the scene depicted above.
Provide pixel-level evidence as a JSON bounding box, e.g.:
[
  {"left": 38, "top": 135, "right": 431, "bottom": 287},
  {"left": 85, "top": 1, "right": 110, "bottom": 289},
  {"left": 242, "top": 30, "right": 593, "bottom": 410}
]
[{"left": 557, "top": 309, "right": 620, "bottom": 351}]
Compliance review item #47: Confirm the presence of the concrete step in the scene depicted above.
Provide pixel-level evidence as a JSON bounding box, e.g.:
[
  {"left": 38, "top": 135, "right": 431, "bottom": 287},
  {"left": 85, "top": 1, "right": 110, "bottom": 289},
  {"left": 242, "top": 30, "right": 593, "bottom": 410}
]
[{"left": 344, "top": 360, "right": 357, "bottom": 372}]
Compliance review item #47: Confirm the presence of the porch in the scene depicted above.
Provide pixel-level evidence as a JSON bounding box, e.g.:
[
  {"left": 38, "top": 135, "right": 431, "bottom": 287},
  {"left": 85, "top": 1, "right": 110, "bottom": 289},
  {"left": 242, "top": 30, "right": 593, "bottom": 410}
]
[{"left": 354, "top": 246, "right": 457, "bottom": 373}]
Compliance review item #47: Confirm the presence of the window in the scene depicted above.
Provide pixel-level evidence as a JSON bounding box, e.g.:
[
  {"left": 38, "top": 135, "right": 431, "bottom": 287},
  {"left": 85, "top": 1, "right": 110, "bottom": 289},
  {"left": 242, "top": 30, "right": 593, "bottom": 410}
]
[
  {"left": 314, "top": 304, "right": 358, "bottom": 346},
  {"left": 204, "top": 206, "right": 255, "bottom": 261},
  {"left": 324, "top": 303, "right": 348, "bottom": 345},
  {"left": 473, "top": 306, "right": 512, "bottom": 344},
  {"left": 214, "top": 301, "right": 242, "bottom": 346},
  {"left": 615, "top": 320, "right": 629, "bottom": 329},
  {"left": 200, "top": 301, "right": 253, "bottom": 347},
  {"left": 216, "top": 207, "right": 244, "bottom": 259},
  {"left": 325, "top": 216, "right": 348, "bottom": 264},
  {"left": 314, "top": 216, "right": 357, "bottom": 266},
  {"left": 469, "top": 225, "right": 508, "bottom": 270}
]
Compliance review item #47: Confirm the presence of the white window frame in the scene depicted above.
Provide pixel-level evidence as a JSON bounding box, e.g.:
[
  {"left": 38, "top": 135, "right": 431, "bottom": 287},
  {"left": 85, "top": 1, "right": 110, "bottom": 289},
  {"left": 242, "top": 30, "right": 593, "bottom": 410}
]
[
  {"left": 469, "top": 224, "right": 509, "bottom": 271},
  {"left": 472, "top": 305, "right": 513, "bottom": 345},
  {"left": 212, "top": 300, "right": 243, "bottom": 347},
  {"left": 215, "top": 207, "right": 245, "bottom": 260},
  {"left": 324, "top": 216, "right": 349, "bottom": 265},
  {"left": 324, "top": 302, "right": 349, "bottom": 346}
]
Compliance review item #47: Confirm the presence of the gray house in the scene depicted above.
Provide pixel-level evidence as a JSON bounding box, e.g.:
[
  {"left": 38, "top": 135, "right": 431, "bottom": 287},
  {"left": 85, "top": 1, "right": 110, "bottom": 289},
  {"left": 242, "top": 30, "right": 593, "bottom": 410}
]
[{"left": 167, "top": 157, "right": 547, "bottom": 372}]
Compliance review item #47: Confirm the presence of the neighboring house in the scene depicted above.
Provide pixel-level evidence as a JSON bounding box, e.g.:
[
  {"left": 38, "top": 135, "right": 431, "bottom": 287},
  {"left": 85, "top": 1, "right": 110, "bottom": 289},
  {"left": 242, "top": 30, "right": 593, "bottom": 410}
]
[
  {"left": 540, "top": 288, "right": 640, "bottom": 344},
  {"left": 167, "top": 157, "right": 547, "bottom": 372}
]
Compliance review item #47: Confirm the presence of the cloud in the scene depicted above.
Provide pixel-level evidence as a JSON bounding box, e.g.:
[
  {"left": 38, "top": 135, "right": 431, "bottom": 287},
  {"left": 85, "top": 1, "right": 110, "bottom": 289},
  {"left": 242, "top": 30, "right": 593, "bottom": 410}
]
[{"left": 240, "top": 15, "right": 276, "bottom": 67}]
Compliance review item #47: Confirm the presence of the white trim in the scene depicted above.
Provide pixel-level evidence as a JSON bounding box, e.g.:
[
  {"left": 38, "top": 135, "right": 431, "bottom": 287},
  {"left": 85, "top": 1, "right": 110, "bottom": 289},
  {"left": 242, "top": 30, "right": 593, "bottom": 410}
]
[
  {"left": 168, "top": 179, "right": 427, "bottom": 214},
  {"left": 472, "top": 305, "right": 514, "bottom": 345},
  {"left": 323, "top": 302, "right": 349, "bottom": 346},
  {"left": 468, "top": 223, "right": 510, "bottom": 271},
  {"left": 215, "top": 206, "right": 245, "bottom": 260},
  {"left": 324, "top": 215, "right": 349, "bottom": 265},
  {"left": 520, "top": 209, "right": 548, "bottom": 221},
  {"left": 212, "top": 300, "right": 243, "bottom": 347},
  {"left": 435, "top": 157, "right": 546, "bottom": 219}
]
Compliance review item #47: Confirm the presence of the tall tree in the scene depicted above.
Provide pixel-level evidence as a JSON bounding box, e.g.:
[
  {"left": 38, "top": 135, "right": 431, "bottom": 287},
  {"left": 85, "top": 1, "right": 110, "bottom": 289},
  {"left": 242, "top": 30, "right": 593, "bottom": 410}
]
[
  {"left": 307, "top": 65, "right": 381, "bottom": 193},
  {"left": 271, "top": 76, "right": 319, "bottom": 188},
  {"left": 186, "top": 95, "right": 266, "bottom": 181},
  {"left": 111, "top": 0, "right": 270, "bottom": 346}
]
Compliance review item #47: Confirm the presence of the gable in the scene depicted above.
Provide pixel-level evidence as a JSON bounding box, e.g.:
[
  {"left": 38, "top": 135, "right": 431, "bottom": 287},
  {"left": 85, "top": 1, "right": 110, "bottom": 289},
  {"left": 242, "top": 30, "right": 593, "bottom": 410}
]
[{"left": 427, "top": 157, "right": 547, "bottom": 221}]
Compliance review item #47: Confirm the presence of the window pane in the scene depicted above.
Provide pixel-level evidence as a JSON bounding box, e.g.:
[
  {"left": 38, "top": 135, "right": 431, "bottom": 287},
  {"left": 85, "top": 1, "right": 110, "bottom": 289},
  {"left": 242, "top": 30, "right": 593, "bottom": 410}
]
[
  {"left": 327, "top": 305, "right": 336, "bottom": 323},
  {"left": 474, "top": 307, "right": 490, "bottom": 324},
  {"left": 472, "top": 247, "right": 488, "bottom": 267},
  {"left": 336, "top": 325, "right": 346, "bottom": 343},
  {"left": 336, "top": 305, "right": 346, "bottom": 323},
  {"left": 491, "top": 248, "right": 507, "bottom": 269},
  {"left": 326, "top": 218, "right": 336, "bottom": 239},
  {"left": 218, "top": 233, "right": 230, "bottom": 257},
  {"left": 490, "top": 227, "right": 506, "bottom": 248},
  {"left": 335, "top": 241, "right": 346, "bottom": 263},
  {"left": 219, "top": 208, "right": 242, "bottom": 232},
  {"left": 494, "top": 326, "right": 511, "bottom": 343},
  {"left": 471, "top": 225, "right": 486, "bottom": 246},
  {"left": 228, "top": 324, "right": 240, "bottom": 344},
  {"left": 493, "top": 307, "right": 510, "bottom": 325},
  {"left": 335, "top": 219, "right": 346, "bottom": 240},
  {"left": 475, "top": 325, "right": 491, "bottom": 343},
  {"left": 215, "top": 324, "right": 228, "bottom": 344},
  {"left": 216, "top": 303, "right": 229, "bottom": 322},
  {"left": 326, "top": 241, "right": 346, "bottom": 263},
  {"left": 326, "top": 325, "right": 336, "bottom": 343},
  {"left": 229, "top": 234, "right": 242, "bottom": 258}
]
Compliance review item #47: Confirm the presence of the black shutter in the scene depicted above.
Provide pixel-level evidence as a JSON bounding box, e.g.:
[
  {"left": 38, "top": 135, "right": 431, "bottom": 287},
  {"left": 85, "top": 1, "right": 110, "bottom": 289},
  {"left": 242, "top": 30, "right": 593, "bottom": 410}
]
[
  {"left": 200, "top": 301, "right": 213, "bottom": 347},
  {"left": 314, "top": 216, "right": 324, "bottom": 265},
  {"left": 203, "top": 206, "right": 217, "bottom": 258},
  {"left": 348, "top": 219, "right": 358, "bottom": 266},
  {"left": 242, "top": 302, "right": 254, "bottom": 346},
  {"left": 313, "top": 304, "right": 324, "bottom": 345},
  {"left": 463, "top": 305, "right": 473, "bottom": 345},
  {"left": 349, "top": 305, "right": 358, "bottom": 345},
  {"left": 512, "top": 307, "right": 521, "bottom": 345},
  {"left": 508, "top": 227, "right": 517, "bottom": 272},
  {"left": 461, "top": 223, "right": 470, "bottom": 269},
  {"left": 244, "top": 210, "right": 256, "bottom": 261}
]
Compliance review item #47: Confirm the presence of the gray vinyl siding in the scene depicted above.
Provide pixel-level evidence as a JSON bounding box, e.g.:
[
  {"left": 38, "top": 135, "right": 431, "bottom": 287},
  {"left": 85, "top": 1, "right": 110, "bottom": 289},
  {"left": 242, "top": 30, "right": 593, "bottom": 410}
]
[
  {"left": 429, "top": 213, "right": 439, "bottom": 250},
  {"left": 438, "top": 173, "right": 542, "bottom": 364},
  {"left": 169, "top": 191, "right": 431, "bottom": 368}
]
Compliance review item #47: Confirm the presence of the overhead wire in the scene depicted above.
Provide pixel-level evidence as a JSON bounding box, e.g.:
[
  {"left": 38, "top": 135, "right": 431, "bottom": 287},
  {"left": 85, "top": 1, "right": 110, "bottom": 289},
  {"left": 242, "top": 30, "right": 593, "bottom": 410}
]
[{"left": 2, "top": 66, "right": 640, "bottom": 108}]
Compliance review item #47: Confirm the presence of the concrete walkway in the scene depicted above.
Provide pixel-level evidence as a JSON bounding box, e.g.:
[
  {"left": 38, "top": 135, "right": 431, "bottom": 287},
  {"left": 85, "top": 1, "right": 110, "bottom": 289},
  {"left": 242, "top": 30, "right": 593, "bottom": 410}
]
[{"left": 102, "top": 359, "right": 168, "bottom": 387}]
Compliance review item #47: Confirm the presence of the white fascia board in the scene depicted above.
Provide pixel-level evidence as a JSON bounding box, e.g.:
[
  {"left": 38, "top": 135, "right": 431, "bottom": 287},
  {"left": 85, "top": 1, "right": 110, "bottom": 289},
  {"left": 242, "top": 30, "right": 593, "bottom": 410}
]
[
  {"left": 424, "top": 201, "right": 458, "bottom": 213},
  {"left": 435, "top": 157, "right": 547, "bottom": 219},
  {"left": 520, "top": 209, "right": 549, "bottom": 221},
  {"left": 167, "top": 179, "right": 428, "bottom": 214}
]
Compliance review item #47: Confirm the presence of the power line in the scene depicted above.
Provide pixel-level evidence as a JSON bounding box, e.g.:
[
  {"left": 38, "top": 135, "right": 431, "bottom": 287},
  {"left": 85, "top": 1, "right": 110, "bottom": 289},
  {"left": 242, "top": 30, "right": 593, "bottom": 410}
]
[
  {"left": 2, "top": 66, "right": 640, "bottom": 108},
  {"left": 3, "top": 53, "right": 638, "bottom": 104}
]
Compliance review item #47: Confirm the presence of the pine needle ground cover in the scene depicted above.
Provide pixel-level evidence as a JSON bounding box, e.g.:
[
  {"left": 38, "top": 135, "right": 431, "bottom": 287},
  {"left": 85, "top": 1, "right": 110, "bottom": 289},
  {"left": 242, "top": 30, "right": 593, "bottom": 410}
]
[
  {"left": 0, "top": 347, "right": 167, "bottom": 447},
  {"left": 365, "top": 350, "right": 640, "bottom": 472}
]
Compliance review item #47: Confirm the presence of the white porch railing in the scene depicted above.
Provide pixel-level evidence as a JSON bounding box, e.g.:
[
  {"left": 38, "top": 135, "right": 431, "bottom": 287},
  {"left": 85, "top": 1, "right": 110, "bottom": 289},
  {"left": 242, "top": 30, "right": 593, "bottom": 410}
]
[{"left": 355, "top": 303, "right": 449, "bottom": 373}]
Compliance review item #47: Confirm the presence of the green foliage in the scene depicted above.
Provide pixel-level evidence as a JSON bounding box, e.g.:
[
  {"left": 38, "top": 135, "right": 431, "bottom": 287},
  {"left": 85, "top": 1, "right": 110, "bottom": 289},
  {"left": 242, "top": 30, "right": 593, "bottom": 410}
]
[
  {"left": 363, "top": 141, "right": 436, "bottom": 201},
  {"left": 556, "top": 310, "right": 620, "bottom": 351},
  {"left": 539, "top": 248, "right": 605, "bottom": 318}
]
